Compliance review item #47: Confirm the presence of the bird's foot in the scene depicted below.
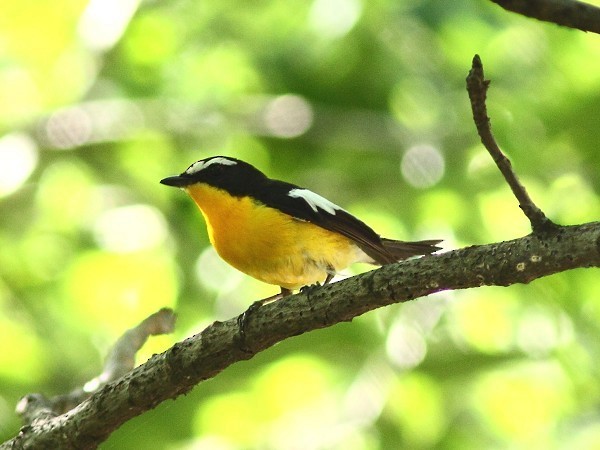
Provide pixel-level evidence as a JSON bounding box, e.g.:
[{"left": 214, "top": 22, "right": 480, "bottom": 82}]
[
  {"left": 235, "top": 288, "right": 291, "bottom": 353},
  {"left": 300, "top": 272, "right": 333, "bottom": 295},
  {"left": 300, "top": 283, "right": 321, "bottom": 295}
]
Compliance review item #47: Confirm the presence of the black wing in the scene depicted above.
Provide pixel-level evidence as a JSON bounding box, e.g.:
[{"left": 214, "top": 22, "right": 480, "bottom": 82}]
[{"left": 255, "top": 179, "right": 412, "bottom": 264}]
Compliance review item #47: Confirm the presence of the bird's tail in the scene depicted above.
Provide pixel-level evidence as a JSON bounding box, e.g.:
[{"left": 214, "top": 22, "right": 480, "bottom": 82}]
[{"left": 380, "top": 238, "right": 442, "bottom": 261}]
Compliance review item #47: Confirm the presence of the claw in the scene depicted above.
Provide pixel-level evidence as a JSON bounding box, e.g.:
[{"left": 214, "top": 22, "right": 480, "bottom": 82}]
[
  {"left": 300, "top": 273, "right": 334, "bottom": 295},
  {"left": 236, "top": 287, "right": 292, "bottom": 353},
  {"left": 300, "top": 283, "right": 320, "bottom": 294}
]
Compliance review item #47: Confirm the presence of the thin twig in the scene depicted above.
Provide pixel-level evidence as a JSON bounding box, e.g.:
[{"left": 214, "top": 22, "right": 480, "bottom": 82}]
[
  {"left": 466, "top": 54, "right": 558, "bottom": 234},
  {"left": 489, "top": 0, "right": 600, "bottom": 34},
  {"left": 16, "top": 308, "right": 176, "bottom": 425}
]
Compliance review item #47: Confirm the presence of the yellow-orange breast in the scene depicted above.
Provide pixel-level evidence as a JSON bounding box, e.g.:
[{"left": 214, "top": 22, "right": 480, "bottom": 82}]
[{"left": 185, "top": 184, "right": 363, "bottom": 290}]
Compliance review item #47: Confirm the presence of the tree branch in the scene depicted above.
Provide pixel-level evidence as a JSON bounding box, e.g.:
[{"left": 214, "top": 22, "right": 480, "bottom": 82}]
[
  {"left": 466, "top": 55, "right": 558, "bottom": 234},
  {"left": 3, "top": 223, "right": 600, "bottom": 449},
  {"left": 489, "top": 0, "right": 600, "bottom": 34},
  {"left": 14, "top": 308, "right": 176, "bottom": 427}
]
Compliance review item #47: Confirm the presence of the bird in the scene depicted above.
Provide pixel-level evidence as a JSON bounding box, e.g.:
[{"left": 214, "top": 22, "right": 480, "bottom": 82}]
[{"left": 160, "top": 156, "right": 441, "bottom": 299}]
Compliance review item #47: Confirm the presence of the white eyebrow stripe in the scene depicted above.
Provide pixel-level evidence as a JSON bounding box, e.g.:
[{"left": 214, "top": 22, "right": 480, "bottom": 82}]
[
  {"left": 185, "top": 157, "right": 237, "bottom": 174},
  {"left": 288, "top": 188, "right": 343, "bottom": 215}
]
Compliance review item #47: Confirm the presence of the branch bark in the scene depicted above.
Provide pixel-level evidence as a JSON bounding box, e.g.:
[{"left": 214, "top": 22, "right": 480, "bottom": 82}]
[
  {"left": 15, "top": 309, "right": 176, "bottom": 426},
  {"left": 3, "top": 222, "right": 600, "bottom": 449},
  {"left": 489, "top": 0, "right": 600, "bottom": 34}
]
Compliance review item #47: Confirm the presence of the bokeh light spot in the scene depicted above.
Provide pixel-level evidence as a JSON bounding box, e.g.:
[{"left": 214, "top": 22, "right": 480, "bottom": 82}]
[
  {"left": 264, "top": 94, "right": 313, "bottom": 138},
  {"left": 93, "top": 204, "right": 168, "bottom": 252},
  {"left": 401, "top": 144, "right": 445, "bottom": 188},
  {"left": 386, "top": 323, "right": 427, "bottom": 369},
  {"left": 78, "top": 0, "right": 141, "bottom": 51},
  {"left": 195, "top": 247, "right": 244, "bottom": 293},
  {"left": 309, "top": 0, "right": 362, "bottom": 39},
  {"left": 0, "top": 132, "right": 38, "bottom": 196},
  {"left": 516, "top": 307, "right": 573, "bottom": 357},
  {"left": 45, "top": 106, "right": 93, "bottom": 149}
]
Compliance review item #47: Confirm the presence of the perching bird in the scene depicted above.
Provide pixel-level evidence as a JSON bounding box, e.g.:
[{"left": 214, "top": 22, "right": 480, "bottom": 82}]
[{"left": 160, "top": 156, "right": 441, "bottom": 298}]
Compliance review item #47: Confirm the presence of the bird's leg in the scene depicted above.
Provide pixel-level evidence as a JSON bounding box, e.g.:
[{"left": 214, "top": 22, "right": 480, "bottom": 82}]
[
  {"left": 245, "top": 287, "right": 292, "bottom": 316},
  {"left": 236, "top": 287, "right": 292, "bottom": 353},
  {"left": 300, "top": 269, "right": 334, "bottom": 295}
]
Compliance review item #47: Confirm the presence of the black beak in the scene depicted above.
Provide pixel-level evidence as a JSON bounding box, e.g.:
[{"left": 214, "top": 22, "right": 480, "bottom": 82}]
[{"left": 160, "top": 175, "right": 190, "bottom": 187}]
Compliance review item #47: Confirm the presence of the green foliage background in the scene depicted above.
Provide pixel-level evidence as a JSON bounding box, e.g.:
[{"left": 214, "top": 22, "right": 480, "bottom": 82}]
[{"left": 1, "top": 0, "right": 600, "bottom": 448}]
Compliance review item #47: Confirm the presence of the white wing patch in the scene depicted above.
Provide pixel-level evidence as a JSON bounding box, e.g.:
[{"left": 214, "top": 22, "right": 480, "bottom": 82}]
[
  {"left": 288, "top": 188, "right": 343, "bottom": 215},
  {"left": 185, "top": 157, "right": 237, "bottom": 175}
]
